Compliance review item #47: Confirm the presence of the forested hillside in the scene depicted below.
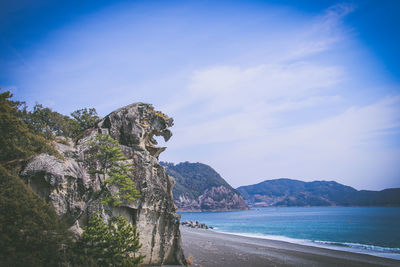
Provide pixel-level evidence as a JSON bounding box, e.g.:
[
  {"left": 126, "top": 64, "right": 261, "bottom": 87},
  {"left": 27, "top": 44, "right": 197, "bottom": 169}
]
[
  {"left": 237, "top": 178, "right": 400, "bottom": 207},
  {"left": 161, "top": 161, "right": 248, "bottom": 211}
]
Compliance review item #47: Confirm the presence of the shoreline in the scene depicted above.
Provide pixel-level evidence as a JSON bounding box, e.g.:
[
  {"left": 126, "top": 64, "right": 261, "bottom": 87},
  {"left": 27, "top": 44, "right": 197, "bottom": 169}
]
[
  {"left": 209, "top": 229, "right": 400, "bottom": 261},
  {"left": 180, "top": 227, "right": 400, "bottom": 267}
]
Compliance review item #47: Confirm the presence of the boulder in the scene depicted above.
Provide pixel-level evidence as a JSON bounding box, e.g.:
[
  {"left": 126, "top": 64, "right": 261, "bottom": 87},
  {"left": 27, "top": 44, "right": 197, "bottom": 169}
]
[{"left": 180, "top": 220, "right": 213, "bottom": 229}]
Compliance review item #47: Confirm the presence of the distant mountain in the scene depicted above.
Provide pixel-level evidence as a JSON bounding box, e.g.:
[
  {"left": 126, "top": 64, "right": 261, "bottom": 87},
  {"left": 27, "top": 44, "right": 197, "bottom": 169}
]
[
  {"left": 237, "top": 178, "right": 400, "bottom": 207},
  {"left": 160, "top": 162, "right": 248, "bottom": 211}
]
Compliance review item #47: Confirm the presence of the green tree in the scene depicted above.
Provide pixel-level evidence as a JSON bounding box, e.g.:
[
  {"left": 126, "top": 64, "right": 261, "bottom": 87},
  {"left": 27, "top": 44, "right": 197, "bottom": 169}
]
[
  {"left": 71, "top": 108, "right": 99, "bottom": 136},
  {"left": 72, "top": 133, "right": 144, "bottom": 266},
  {"left": 71, "top": 214, "right": 110, "bottom": 266},
  {"left": 0, "top": 166, "right": 71, "bottom": 267},
  {"left": 0, "top": 91, "right": 59, "bottom": 169},
  {"left": 19, "top": 103, "right": 78, "bottom": 139},
  {"left": 16, "top": 102, "right": 98, "bottom": 139},
  {"left": 72, "top": 214, "right": 143, "bottom": 267},
  {"left": 85, "top": 133, "right": 140, "bottom": 207}
]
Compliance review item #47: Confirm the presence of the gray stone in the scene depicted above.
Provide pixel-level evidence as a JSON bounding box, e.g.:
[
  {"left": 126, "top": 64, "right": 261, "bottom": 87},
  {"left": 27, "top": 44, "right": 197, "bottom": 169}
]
[
  {"left": 175, "top": 185, "right": 249, "bottom": 212},
  {"left": 20, "top": 103, "right": 186, "bottom": 266}
]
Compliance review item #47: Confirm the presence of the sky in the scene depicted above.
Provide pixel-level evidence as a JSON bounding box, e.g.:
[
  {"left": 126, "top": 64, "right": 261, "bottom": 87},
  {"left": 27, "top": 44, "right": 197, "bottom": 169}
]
[{"left": 1, "top": 0, "right": 400, "bottom": 190}]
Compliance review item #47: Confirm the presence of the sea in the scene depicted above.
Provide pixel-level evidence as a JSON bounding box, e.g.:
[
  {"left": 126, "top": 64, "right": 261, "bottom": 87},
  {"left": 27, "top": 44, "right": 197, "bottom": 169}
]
[{"left": 179, "top": 207, "right": 400, "bottom": 260}]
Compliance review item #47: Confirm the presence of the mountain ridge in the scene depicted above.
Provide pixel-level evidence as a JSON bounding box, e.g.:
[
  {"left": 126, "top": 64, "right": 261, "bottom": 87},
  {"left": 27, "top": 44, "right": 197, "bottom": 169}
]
[{"left": 237, "top": 178, "right": 400, "bottom": 207}]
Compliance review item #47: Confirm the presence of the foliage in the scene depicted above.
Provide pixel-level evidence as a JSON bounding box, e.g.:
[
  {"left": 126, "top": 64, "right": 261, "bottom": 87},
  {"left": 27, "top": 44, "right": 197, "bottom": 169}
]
[
  {"left": 237, "top": 178, "right": 400, "bottom": 207},
  {"left": 148, "top": 109, "right": 168, "bottom": 120},
  {"left": 19, "top": 103, "right": 79, "bottom": 139},
  {"left": 0, "top": 166, "right": 71, "bottom": 267},
  {"left": 10, "top": 94, "right": 99, "bottom": 140},
  {"left": 103, "top": 163, "right": 141, "bottom": 206},
  {"left": 160, "top": 161, "right": 239, "bottom": 201},
  {"left": 0, "top": 91, "right": 60, "bottom": 167},
  {"left": 74, "top": 134, "right": 143, "bottom": 266},
  {"left": 56, "top": 137, "right": 70, "bottom": 145},
  {"left": 85, "top": 133, "right": 140, "bottom": 207},
  {"left": 71, "top": 214, "right": 144, "bottom": 267},
  {"left": 0, "top": 90, "right": 98, "bottom": 169},
  {"left": 71, "top": 108, "right": 99, "bottom": 137},
  {"left": 1, "top": 91, "right": 143, "bottom": 266}
]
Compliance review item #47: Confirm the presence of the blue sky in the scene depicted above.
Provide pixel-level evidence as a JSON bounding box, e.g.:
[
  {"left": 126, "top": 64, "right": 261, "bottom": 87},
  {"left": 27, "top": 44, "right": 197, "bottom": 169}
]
[{"left": 1, "top": 0, "right": 400, "bottom": 190}]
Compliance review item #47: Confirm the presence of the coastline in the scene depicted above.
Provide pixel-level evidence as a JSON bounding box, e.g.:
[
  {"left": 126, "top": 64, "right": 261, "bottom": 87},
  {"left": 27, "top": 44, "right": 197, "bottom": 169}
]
[
  {"left": 177, "top": 208, "right": 249, "bottom": 212},
  {"left": 210, "top": 230, "right": 400, "bottom": 261},
  {"left": 180, "top": 227, "right": 400, "bottom": 267}
]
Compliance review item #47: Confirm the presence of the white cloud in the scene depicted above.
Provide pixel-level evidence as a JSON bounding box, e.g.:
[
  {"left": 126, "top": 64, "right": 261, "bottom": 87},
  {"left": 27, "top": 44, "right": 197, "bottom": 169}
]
[
  {"left": 166, "top": 61, "right": 343, "bottom": 149},
  {"left": 188, "top": 94, "right": 400, "bottom": 190},
  {"left": 162, "top": 3, "right": 400, "bottom": 190},
  {"left": 9, "top": 1, "right": 399, "bottom": 190},
  {"left": 284, "top": 3, "right": 355, "bottom": 60}
]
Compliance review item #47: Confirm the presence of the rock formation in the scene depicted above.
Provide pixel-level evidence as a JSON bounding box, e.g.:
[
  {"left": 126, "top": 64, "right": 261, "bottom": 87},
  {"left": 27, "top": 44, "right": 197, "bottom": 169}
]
[
  {"left": 20, "top": 103, "right": 186, "bottom": 266},
  {"left": 181, "top": 221, "right": 213, "bottom": 229},
  {"left": 161, "top": 162, "right": 248, "bottom": 212}
]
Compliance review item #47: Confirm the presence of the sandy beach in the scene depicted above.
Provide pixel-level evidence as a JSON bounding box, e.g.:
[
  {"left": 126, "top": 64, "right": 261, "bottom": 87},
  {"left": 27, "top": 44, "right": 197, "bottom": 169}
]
[{"left": 180, "top": 227, "right": 400, "bottom": 267}]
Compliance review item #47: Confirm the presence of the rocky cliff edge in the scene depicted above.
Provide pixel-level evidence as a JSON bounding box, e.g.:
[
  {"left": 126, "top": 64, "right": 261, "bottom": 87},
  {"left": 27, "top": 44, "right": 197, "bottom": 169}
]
[{"left": 20, "top": 103, "right": 186, "bottom": 266}]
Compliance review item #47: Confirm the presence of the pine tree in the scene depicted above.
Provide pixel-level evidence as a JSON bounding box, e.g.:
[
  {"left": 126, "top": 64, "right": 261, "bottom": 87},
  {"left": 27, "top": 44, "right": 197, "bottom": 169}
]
[
  {"left": 72, "top": 133, "right": 144, "bottom": 266},
  {"left": 85, "top": 133, "right": 141, "bottom": 207},
  {"left": 72, "top": 214, "right": 143, "bottom": 267},
  {"left": 106, "top": 216, "right": 144, "bottom": 266}
]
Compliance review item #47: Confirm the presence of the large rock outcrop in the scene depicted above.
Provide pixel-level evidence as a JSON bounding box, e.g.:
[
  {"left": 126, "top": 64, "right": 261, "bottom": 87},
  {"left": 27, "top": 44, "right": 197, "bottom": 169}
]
[
  {"left": 20, "top": 103, "right": 186, "bottom": 266},
  {"left": 161, "top": 162, "right": 248, "bottom": 212}
]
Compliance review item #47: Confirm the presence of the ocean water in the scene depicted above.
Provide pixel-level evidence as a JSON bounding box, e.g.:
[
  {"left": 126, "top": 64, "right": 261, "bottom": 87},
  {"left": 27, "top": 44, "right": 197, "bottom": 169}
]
[{"left": 179, "top": 207, "right": 400, "bottom": 260}]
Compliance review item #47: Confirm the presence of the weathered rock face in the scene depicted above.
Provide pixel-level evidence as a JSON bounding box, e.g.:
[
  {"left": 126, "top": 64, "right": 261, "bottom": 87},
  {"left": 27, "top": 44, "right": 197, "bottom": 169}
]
[
  {"left": 20, "top": 103, "right": 186, "bottom": 266},
  {"left": 175, "top": 185, "right": 248, "bottom": 212},
  {"left": 198, "top": 185, "right": 248, "bottom": 211},
  {"left": 161, "top": 162, "right": 249, "bottom": 212}
]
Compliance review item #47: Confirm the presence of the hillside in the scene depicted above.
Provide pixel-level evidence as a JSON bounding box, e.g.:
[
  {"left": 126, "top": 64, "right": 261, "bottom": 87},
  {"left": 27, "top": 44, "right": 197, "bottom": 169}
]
[
  {"left": 5, "top": 99, "right": 186, "bottom": 265},
  {"left": 237, "top": 178, "right": 400, "bottom": 207},
  {"left": 161, "top": 162, "right": 248, "bottom": 211}
]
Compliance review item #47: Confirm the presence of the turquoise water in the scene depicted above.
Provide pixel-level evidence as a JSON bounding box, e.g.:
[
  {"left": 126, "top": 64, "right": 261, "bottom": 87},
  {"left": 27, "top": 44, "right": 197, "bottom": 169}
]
[{"left": 179, "top": 207, "right": 400, "bottom": 259}]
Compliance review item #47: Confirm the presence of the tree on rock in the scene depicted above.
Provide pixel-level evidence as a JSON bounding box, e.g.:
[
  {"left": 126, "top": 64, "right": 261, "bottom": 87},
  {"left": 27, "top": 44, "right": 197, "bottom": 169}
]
[
  {"left": 85, "top": 133, "right": 141, "bottom": 207},
  {"left": 71, "top": 108, "right": 99, "bottom": 136},
  {"left": 0, "top": 91, "right": 60, "bottom": 170},
  {"left": 73, "top": 133, "right": 143, "bottom": 266}
]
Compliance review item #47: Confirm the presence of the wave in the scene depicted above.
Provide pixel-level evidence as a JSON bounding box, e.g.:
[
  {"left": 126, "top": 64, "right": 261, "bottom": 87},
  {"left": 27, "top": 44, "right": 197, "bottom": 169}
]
[
  {"left": 211, "top": 230, "right": 400, "bottom": 260},
  {"left": 312, "top": 240, "right": 400, "bottom": 253}
]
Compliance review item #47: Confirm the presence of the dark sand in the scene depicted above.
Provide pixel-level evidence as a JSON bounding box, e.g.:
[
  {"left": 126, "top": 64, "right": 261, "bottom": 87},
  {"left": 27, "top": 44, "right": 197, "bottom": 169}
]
[{"left": 180, "top": 227, "right": 400, "bottom": 267}]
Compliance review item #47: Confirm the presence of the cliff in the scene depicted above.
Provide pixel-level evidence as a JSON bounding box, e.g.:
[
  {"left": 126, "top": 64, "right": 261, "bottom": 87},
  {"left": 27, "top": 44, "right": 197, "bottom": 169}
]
[
  {"left": 237, "top": 178, "right": 400, "bottom": 207},
  {"left": 20, "top": 103, "right": 186, "bottom": 265},
  {"left": 161, "top": 162, "right": 248, "bottom": 212}
]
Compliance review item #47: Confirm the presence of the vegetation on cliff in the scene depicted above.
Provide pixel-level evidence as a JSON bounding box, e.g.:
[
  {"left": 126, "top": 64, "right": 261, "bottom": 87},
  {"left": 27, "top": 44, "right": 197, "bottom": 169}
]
[
  {"left": 0, "top": 91, "right": 60, "bottom": 169},
  {"left": 0, "top": 91, "right": 143, "bottom": 266},
  {"left": 161, "top": 161, "right": 248, "bottom": 211},
  {"left": 71, "top": 133, "right": 143, "bottom": 266},
  {"left": 16, "top": 101, "right": 186, "bottom": 265},
  {"left": 84, "top": 133, "right": 141, "bottom": 207},
  {"left": 161, "top": 162, "right": 234, "bottom": 200},
  {"left": 72, "top": 215, "right": 143, "bottom": 266},
  {"left": 0, "top": 166, "right": 71, "bottom": 266}
]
